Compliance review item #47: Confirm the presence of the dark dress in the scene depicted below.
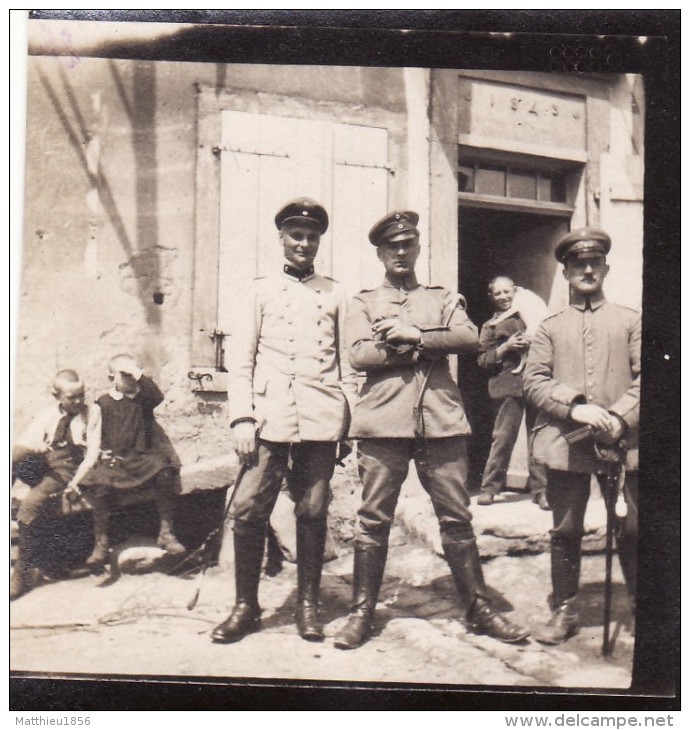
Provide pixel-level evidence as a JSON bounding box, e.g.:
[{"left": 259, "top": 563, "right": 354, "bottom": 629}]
[{"left": 81, "top": 376, "right": 180, "bottom": 490}]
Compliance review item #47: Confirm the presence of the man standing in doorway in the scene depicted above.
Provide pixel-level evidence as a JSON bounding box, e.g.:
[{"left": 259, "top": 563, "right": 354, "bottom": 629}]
[
  {"left": 476, "top": 276, "right": 549, "bottom": 510},
  {"left": 334, "top": 210, "right": 529, "bottom": 650},
  {"left": 212, "top": 198, "right": 352, "bottom": 645},
  {"left": 524, "top": 228, "right": 640, "bottom": 644}
]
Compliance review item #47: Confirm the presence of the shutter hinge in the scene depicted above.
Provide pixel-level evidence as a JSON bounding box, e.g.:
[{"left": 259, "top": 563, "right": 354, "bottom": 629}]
[{"left": 212, "top": 144, "right": 290, "bottom": 159}]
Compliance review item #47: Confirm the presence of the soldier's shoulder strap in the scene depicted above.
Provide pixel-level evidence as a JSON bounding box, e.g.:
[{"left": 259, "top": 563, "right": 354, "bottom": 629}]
[
  {"left": 609, "top": 301, "right": 640, "bottom": 315},
  {"left": 428, "top": 286, "right": 468, "bottom": 310},
  {"left": 540, "top": 310, "right": 565, "bottom": 324}
]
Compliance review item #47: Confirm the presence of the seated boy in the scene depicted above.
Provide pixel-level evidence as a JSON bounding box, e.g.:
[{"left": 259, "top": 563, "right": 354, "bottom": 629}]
[
  {"left": 79, "top": 354, "right": 185, "bottom": 568},
  {"left": 11, "top": 369, "right": 101, "bottom": 600}
]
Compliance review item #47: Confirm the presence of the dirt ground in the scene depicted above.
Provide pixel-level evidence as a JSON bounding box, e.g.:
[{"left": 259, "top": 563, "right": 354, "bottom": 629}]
[{"left": 10, "top": 485, "right": 635, "bottom": 692}]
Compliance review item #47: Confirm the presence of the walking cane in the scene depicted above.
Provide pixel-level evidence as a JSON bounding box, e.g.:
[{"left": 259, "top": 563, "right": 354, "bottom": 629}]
[
  {"left": 186, "top": 463, "right": 246, "bottom": 611},
  {"left": 595, "top": 442, "right": 626, "bottom": 657},
  {"left": 601, "top": 468, "right": 616, "bottom": 656},
  {"left": 564, "top": 430, "right": 627, "bottom": 656}
]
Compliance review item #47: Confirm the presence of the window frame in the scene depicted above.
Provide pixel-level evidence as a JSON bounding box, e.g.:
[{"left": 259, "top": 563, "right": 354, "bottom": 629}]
[{"left": 457, "top": 145, "right": 580, "bottom": 217}]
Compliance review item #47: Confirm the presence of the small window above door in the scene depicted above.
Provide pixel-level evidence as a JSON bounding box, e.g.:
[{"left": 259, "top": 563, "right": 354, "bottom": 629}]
[{"left": 458, "top": 147, "right": 580, "bottom": 216}]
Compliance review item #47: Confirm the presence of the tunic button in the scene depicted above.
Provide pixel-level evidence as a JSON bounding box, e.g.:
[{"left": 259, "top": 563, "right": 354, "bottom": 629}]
[
  {"left": 290, "top": 354, "right": 296, "bottom": 360},
  {"left": 588, "top": 395, "right": 594, "bottom": 401}
]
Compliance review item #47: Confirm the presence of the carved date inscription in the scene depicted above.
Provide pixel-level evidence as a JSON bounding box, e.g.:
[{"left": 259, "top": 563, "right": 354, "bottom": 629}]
[{"left": 460, "top": 79, "right": 586, "bottom": 150}]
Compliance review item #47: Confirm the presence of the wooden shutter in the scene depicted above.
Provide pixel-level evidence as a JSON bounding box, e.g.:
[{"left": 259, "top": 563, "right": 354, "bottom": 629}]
[
  {"left": 217, "top": 111, "right": 389, "bottom": 332},
  {"left": 331, "top": 123, "right": 390, "bottom": 297}
]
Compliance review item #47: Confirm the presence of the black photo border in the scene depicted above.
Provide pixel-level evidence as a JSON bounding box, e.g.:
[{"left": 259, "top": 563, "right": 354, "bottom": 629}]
[{"left": 10, "top": 8, "right": 680, "bottom": 712}]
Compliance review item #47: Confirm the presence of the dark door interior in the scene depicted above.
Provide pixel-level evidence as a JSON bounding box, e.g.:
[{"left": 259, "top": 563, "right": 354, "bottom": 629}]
[{"left": 457, "top": 207, "right": 569, "bottom": 490}]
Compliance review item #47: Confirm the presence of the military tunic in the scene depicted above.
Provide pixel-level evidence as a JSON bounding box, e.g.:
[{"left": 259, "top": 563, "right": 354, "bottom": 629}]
[
  {"left": 346, "top": 273, "right": 479, "bottom": 547},
  {"left": 347, "top": 274, "right": 476, "bottom": 439},
  {"left": 524, "top": 295, "right": 640, "bottom": 474},
  {"left": 227, "top": 267, "right": 353, "bottom": 525},
  {"left": 228, "top": 270, "right": 352, "bottom": 443}
]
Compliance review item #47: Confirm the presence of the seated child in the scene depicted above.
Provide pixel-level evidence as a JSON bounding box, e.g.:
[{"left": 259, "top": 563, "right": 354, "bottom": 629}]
[
  {"left": 11, "top": 369, "right": 101, "bottom": 600},
  {"left": 79, "top": 354, "right": 185, "bottom": 568},
  {"left": 476, "top": 276, "right": 549, "bottom": 509}
]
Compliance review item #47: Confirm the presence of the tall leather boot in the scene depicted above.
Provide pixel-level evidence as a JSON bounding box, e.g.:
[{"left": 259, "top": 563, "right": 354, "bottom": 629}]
[
  {"left": 264, "top": 525, "right": 284, "bottom": 577},
  {"left": 533, "top": 536, "right": 581, "bottom": 645},
  {"left": 295, "top": 518, "right": 327, "bottom": 642},
  {"left": 211, "top": 523, "right": 266, "bottom": 644},
  {"left": 444, "top": 539, "right": 529, "bottom": 643},
  {"left": 334, "top": 545, "right": 388, "bottom": 650},
  {"left": 154, "top": 479, "right": 186, "bottom": 556},
  {"left": 85, "top": 500, "right": 111, "bottom": 570},
  {"left": 10, "top": 523, "right": 34, "bottom": 601}
]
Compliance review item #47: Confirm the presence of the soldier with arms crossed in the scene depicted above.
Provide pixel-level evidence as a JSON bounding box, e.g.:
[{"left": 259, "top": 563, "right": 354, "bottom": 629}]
[{"left": 335, "top": 210, "right": 529, "bottom": 650}]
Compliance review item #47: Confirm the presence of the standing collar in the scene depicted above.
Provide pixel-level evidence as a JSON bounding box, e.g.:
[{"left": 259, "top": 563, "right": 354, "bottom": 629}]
[
  {"left": 383, "top": 272, "right": 420, "bottom": 291},
  {"left": 569, "top": 290, "right": 607, "bottom": 311},
  {"left": 282, "top": 262, "right": 315, "bottom": 282}
]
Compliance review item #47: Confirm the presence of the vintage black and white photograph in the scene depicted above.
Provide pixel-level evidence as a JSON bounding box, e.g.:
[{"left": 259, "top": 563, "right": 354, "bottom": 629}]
[{"left": 9, "top": 10, "right": 679, "bottom": 711}]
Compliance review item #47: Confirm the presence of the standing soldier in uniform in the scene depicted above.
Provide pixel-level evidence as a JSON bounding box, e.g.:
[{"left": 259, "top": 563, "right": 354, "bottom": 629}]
[
  {"left": 524, "top": 228, "right": 640, "bottom": 644},
  {"left": 212, "top": 198, "right": 352, "bottom": 645},
  {"left": 334, "top": 210, "right": 529, "bottom": 650}
]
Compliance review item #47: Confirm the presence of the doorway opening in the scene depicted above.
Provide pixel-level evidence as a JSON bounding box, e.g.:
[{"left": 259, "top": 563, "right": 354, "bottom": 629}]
[{"left": 457, "top": 207, "right": 570, "bottom": 491}]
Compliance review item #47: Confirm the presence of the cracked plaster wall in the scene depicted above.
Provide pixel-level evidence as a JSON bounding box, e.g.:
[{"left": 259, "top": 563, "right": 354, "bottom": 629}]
[{"left": 14, "top": 57, "right": 407, "bottom": 466}]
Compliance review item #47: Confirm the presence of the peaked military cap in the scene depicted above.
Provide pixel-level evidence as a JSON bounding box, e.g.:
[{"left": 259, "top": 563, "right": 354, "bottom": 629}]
[
  {"left": 368, "top": 210, "right": 420, "bottom": 246},
  {"left": 275, "top": 197, "right": 329, "bottom": 234},
  {"left": 555, "top": 227, "right": 611, "bottom": 263}
]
